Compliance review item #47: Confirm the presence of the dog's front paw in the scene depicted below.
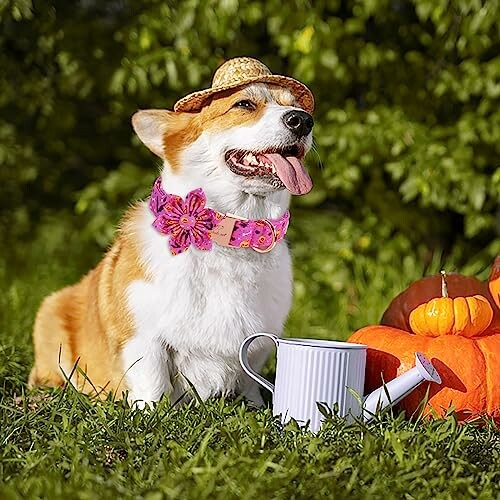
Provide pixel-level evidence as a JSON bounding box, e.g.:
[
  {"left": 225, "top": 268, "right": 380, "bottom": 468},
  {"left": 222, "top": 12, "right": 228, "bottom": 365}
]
[
  {"left": 127, "top": 393, "right": 156, "bottom": 410},
  {"left": 244, "top": 390, "right": 265, "bottom": 409}
]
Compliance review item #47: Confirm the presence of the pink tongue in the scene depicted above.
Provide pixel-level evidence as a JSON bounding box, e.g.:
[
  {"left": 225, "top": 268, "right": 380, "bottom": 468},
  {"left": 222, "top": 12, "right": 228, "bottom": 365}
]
[{"left": 262, "top": 153, "right": 313, "bottom": 195}]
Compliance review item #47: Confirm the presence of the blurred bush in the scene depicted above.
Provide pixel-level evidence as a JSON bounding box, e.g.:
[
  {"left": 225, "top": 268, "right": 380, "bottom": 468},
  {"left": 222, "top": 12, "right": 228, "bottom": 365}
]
[{"left": 1, "top": 0, "right": 498, "bottom": 263}]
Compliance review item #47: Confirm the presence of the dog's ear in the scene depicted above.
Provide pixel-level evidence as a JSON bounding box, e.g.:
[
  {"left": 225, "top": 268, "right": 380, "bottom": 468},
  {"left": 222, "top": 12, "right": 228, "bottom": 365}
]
[{"left": 132, "top": 109, "right": 174, "bottom": 159}]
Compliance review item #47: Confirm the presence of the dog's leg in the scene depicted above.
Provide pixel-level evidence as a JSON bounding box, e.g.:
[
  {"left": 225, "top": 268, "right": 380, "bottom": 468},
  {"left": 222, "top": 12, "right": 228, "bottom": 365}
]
[
  {"left": 121, "top": 336, "right": 173, "bottom": 408},
  {"left": 30, "top": 289, "right": 76, "bottom": 389},
  {"left": 239, "top": 376, "right": 265, "bottom": 408}
]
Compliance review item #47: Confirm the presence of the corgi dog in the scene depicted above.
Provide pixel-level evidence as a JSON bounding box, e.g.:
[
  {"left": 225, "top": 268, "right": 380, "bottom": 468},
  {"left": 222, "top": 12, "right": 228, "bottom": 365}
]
[{"left": 29, "top": 58, "right": 314, "bottom": 407}]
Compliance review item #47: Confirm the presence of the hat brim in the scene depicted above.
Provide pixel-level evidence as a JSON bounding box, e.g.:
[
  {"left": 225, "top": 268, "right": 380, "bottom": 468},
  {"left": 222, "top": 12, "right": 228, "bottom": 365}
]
[{"left": 173, "top": 75, "right": 315, "bottom": 114}]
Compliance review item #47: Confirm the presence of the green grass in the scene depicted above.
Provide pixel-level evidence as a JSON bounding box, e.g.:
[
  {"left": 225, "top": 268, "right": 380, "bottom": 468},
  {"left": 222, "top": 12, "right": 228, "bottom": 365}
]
[{"left": 1, "top": 211, "right": 499, "bottom": 499}]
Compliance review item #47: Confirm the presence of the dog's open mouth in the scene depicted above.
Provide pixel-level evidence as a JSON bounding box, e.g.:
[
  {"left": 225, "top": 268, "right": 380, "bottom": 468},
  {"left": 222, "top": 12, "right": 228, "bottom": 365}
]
[{"left": 225, "top": 145, "right": 313, "bottom": 195}]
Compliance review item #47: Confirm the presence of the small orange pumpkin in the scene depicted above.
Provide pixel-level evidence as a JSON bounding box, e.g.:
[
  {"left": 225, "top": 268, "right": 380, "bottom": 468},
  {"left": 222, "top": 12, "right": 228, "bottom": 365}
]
[
  {"left": 408, "top": 272, "right": 493, "bottom": 338},
  {"left": 349, "top": 259, "right": 500, "bottom": 421},
  {"left": 382, "top": 267, "right": 500, "bottom": 335}
]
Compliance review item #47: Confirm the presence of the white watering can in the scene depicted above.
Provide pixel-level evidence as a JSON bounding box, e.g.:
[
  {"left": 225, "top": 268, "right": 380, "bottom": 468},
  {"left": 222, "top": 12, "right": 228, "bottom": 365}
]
[{"left": 239, "top": 334, "right": 442, "bottom": 432}]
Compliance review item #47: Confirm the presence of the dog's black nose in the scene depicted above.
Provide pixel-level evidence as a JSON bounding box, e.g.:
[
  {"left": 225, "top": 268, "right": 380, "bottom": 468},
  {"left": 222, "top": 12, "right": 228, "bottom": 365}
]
[{"left": 282, "top": 110, "right": 314, "bottom": 137}]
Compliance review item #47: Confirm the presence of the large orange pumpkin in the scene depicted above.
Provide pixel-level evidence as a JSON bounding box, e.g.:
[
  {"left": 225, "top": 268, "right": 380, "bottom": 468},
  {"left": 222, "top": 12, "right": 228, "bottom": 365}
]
[
  {"left": 349, "top": 259, "right": 500, "bottom": 421},
  {"left": 349, "top": 324, "right": 500, "bottom": 420}
]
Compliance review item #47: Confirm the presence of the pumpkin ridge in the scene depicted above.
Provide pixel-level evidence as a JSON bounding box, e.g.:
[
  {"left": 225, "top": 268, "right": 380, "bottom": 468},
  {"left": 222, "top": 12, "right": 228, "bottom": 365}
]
[
  {"left": 421, "top": 302, "right": 432, "bottom": 336},
  {"left": 438, "top": 298, "right": 453, "bottom": 336},
  {"left": 476, "top": 296, "right": 494, "bottom": 335},
  {"left": 453, "top": 297, "right": 470, "bottom": 336},
  {"left": 466, "top": 296, "right": 479, "bottom": 335},
  {"left": 473, "top": 336, "right": 491, "bottom": 414}
]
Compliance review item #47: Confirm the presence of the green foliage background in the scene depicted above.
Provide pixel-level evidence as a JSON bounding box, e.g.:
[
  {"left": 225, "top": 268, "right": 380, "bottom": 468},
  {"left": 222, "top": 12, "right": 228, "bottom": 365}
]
[
  {"left": 1, "top": 0, "right": 499, "bottom": 283},
  {"left": 1, "top": 3, "right": 500, "bottom": 497}
]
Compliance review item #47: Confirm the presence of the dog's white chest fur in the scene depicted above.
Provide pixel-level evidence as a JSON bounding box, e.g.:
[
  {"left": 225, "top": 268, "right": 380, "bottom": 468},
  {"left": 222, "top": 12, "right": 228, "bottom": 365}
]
[{"left": 122, "top": 203, "right": 292, "bottom": 405}]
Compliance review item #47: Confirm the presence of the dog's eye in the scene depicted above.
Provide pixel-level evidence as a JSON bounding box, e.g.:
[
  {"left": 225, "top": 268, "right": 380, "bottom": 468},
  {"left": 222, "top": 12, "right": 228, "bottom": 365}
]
[{"left": 233, "top": 100, "right": 256, "bottom": 110}]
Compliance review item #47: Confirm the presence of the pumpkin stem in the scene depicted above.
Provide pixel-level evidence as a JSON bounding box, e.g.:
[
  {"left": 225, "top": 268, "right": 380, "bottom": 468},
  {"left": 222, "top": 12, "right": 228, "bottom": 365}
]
[{"left": 440, "top": 270, "right": 449, "bottom": 298}]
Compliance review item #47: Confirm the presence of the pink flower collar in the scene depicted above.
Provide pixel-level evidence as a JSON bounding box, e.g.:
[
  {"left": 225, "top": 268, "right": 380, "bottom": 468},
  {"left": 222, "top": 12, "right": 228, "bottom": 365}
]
[{"left": 149, "top": 178, "right": 290, "bottom": 256}]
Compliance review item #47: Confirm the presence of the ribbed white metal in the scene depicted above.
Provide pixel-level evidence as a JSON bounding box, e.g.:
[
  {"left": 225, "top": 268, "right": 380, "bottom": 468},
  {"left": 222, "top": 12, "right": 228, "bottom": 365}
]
[{"left": 273, "top": 339, "right": 366, "bottom": 431}]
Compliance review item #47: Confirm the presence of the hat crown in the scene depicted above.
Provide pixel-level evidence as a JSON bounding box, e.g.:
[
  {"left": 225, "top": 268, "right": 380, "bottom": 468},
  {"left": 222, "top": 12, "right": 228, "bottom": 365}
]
[
  {"left": 174, "top": 56, "right": 314, "bottom": 114},
  {"left": 212, "top": 57, "right": 272, "bottom": 88}
]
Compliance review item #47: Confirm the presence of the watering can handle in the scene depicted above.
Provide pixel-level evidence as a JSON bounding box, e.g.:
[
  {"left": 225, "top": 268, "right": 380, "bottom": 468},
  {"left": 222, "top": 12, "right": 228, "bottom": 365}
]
[{"left": 239, "top": 333, "right": 278, "bottom": 394}]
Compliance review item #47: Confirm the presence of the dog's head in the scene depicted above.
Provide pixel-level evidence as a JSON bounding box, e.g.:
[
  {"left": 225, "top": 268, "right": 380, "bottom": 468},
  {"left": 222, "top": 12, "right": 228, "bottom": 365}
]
[{"left": 132, "top": 83, "right": 314, "bottom": 197}]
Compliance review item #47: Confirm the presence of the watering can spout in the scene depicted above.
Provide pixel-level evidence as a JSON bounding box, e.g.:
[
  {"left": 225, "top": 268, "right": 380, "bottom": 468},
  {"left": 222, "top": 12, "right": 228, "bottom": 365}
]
[{"left": 362, "top": 352, "right": 441, "bottom": 422}]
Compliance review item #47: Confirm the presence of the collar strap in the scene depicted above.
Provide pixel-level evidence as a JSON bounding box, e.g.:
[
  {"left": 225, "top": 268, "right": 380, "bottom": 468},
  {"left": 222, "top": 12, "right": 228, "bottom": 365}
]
[{"left": 149, "top": 177, "right": 290, "bottom": 255}]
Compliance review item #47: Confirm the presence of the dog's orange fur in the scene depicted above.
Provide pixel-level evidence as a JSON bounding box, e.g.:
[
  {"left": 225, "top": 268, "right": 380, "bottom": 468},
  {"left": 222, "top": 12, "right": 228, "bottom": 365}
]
[
  {"left": 30, "top": 85, "right": 296, "bottom": 397},
  {"left": 29, "top": 208, "right": 148, "bottom": 396}
]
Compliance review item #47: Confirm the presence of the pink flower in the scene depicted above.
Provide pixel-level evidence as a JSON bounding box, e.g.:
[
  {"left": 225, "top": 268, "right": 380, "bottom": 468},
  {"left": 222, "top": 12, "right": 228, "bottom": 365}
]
[{"left": 152, "top": 188, "right": 219, "bottom": 255}]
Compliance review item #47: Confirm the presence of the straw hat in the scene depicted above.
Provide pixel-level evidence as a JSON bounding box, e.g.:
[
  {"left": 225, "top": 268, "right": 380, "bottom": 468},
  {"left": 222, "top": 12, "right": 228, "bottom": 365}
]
[{"left": 173, "top": 57, "right": 314, "bottom": 114}]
